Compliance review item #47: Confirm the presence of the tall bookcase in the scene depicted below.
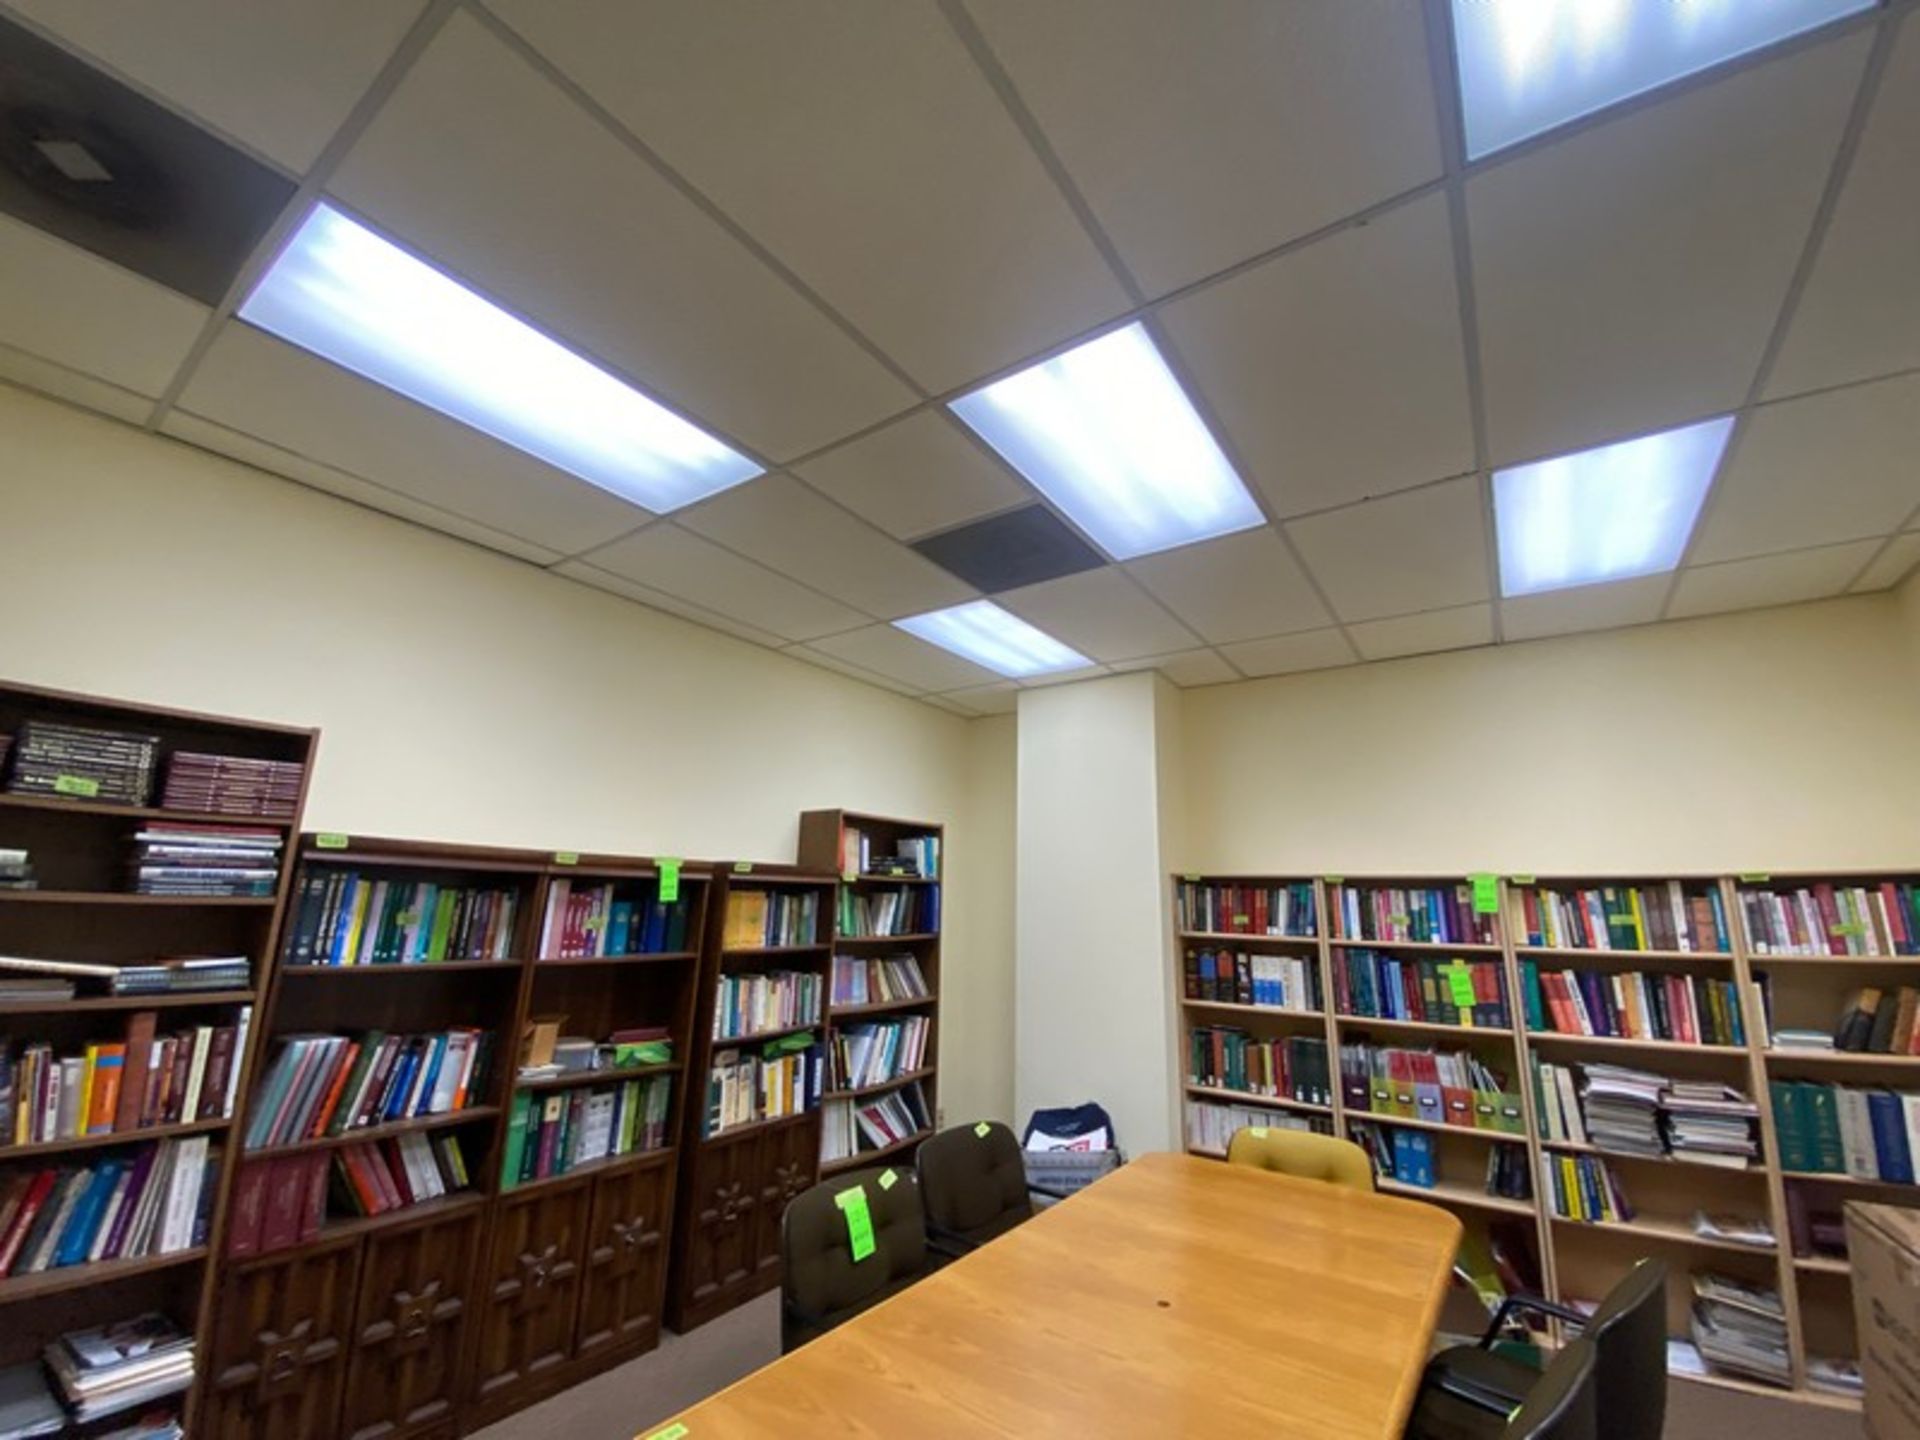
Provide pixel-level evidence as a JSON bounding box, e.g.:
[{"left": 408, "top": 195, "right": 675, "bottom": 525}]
[
  {"left": 1169, "top": 869, "right": 1900, "bottom": 1416},
  {"left": 798, "top": 809, "right": 944, "bottom": 1176},
  {"left": 665, "top": 863, "right": 836, "bottom": 1332},
  {"left": 0, "top": 679, "right": 317, "bottom": 1435}
]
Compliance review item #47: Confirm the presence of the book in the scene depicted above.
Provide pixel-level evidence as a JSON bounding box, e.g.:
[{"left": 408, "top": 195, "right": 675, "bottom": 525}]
[
  {"left": 1188, "top": 1027, "right": 1330, "bottom": 1107},
  {"left": 0, "top": 1139, "right": 214, "bottom": 1275},
  {"left": 1511, "top": 881, "right": 1729, "bottom": 952},
  {"left": 1328, "top": 883, "right": 1496, "bottom": 945},
  {"left": 283, "top": 871, "right": 520, "bottom": 966},
  {"left": 1173, "top": 881, "right": 1316, "bottom": 937}
]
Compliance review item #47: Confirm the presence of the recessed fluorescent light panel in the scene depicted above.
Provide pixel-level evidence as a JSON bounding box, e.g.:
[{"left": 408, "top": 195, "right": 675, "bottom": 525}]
[
  {"left": 1494, "top": 415, "right": 1735, "bottom": 597},
  {"left": 894, "top": 601, "right": 1090, "bottom": 679},
  {"left": 239, "top": 203, "right": 761, "bottom": 512},
  {"left": 1452, "top": 0, "right": 1877, "bottom": 159},
  {"left": 949, "top": 322, "right": 1264, "bottom": 561}
]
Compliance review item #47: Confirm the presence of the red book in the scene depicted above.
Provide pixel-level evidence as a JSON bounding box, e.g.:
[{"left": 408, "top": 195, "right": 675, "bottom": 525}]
[
  {"left": 299, "top": 1154, "right": 328, "bottom": 1241},
  {"left": 0, "top": 1171, "right": 57, "bottom": 1275},
  {"left": 1813, "top": 884, "right": 1843, "bottom": 956},
  {"left": 360, "top": 1146, "right": 404, "bottom": 1212},
  {"left": 116, "top": 1013, "right": 158, "bottom": 1134},
  {"left": 306, "top": 1041, "right": 362, "bottom": 1139},
  {"left": 200, "top": 1025, "right": 237, "bottom": 1122},
  {"left": 259, "top": 1157, "right": 309, "bottom": 1253},
  {"left": 335, "top": 1150, "right": 382, "bottom": 1215},
  {"left": 226, "top": 1159, "right": 271, "bottom": 1257}
]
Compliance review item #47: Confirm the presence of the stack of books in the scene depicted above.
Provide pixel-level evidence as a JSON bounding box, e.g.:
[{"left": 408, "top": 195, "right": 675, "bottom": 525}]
[
  {"left": 1579, "top": 1065, "right": 1664, "bottom": 1156},
  {"left": 0, "top": 848, "right": 32, "bottom": 893},
  {"left": 830, "top": 953, "right": 928, "bottom": 1007},
  {"left": 836, "top": 887, "right": 936, "bottom": 938},
  {"left": 4, "top": 722, "right": 158, "bottom": 807},
  {"left": 1533, "top": 1059, "right": 1759, "bottom": 1167},
  {"left": 285, "top": 872, "right": 521, "bottom": 965},
  {"left": 713, "top": 971, "right": 821, "bottom": 1039},
  {"left": 111, "top": 956, "right": 250, "bottom": 996},
  {"left": 537, "top": 880, "right": 690, "bottom": 957},
  {"left": 1173, "top": 881, "right": 1315, "bottom": 937},
  {"left": 45, "top": 1313, "right": 193, "bottom": 1423},
  {"left": 1663, "top": 1080, "right": 1760, "bottom": 1168},
  {"left": 0, "top": 973, "right": 70, "bottom": 1005},
  {"left": 245, "top": 1028, "right": 492, "bottom": 1149},
  {"left": 0, "top": 1356, "right": 63, "bottom": 1436},
  {"left": 4, "top": 1008, "right": 249, "bottom": 1142},
  {"left": 159, "top": 752, "right": 302, "bottom": 819},
  {"left": 0, "top": 1137, "right": 215, "bottom": 1275},
  {"left": 127, "top": 825, "right": 280, "bottom": 897},
  {"left": 1690, "top": 1273, "right": 1790, "bottom": 1387},
  {"left": 723, "top": 889, "right": 819, "bottom": 948}
]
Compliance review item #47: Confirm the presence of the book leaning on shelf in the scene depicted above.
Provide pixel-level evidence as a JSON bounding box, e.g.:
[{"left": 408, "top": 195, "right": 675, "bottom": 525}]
[
  {"left": 1739, "top": 881, "right": 1920, "bottom": 956},
  {"left": 705, "top": 1034, "right": 822, "bottom": 1138},
  {"left": 830, "top": 953, "right": 928, "bottom": 1008},
  {"left": 244, "top": 1028, "right": 493, "bottom": 1150},
  {"left": 1184, "top": 947, "right": 1320, "bottom": 1011},
  {"left": 501, "top": 1073, "right": 672, "bottom": 1190},
  {"left": 830, "top": 1017, "right": 929, "bottom": 1091},
  {"left": 1187, "top": 1027, "right": 1330, "bottom": 1106},
  {"left": 1333, "top": 950, "right": 1505, "bottom": 1026},
  {"left": 1770, "top": 1079, "right": 1920, "bottom": 1183},
  {"left": 836, "top": 886, "right": 937, "bottom": 939},
  {"left": 537, "top": 879, "right": 690, "bottom": 958},
  {"left": 1338, "top": 1044, "right": 1523, "bottom": 1133},
  {"left": 820, "top": 1079, "right": 930, "bottom": 1163},
  {"left": 0, "top": 1136, "right": 215, "bottom": 1277},
  {"left": 1329, "top": 883, "right": 1495, "bottom": 945},
  {"left": 0, "top": 954, "right": 250, "bottom": 999},
  {"left": 723, "top": 890, "right": 819, "bottom": 949},
  {"left": 1509, "top": 882, "right": 1730, "bottom": 952},
  {"left": 3, "top": 1008, "right": 249, "bottom": 1145},
  {"left": 1174, "top": 881, "right": 1316, "bottom": 937},
  {"left": 283, "top": 872, "right": 520, "bottom": 965},
  {"left": 1519, "top": 962, "right": 1745, "bottom": 1045}
]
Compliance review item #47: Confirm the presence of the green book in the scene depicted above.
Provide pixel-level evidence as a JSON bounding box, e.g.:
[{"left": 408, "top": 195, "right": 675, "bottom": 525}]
[
  {"left": 325, "top": 1030, "right": 384, "bottom": 1136},
  {"left": 428, "top": 890, "right": 456, "bottom": 962},
  {"left": 1802, "top": 1082, "right": 1846, "bottom": 1174},
  {"left": 1768, "top": 1080, "right": 1808, "bottom": 1172},
  {"left": 501, "top": 1090, "right": 534, "bottom": 1189},
  {"left": 1519, "top": 961, "right": 1546, "bottom": 1033}
]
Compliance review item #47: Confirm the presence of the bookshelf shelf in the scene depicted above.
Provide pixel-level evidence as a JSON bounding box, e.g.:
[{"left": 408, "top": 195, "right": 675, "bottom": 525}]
[
  {"left": 824, "top": 1067, "right": 936, "bottom": 1102},
  {"left": 1184, "top": 1083, "right": 1332, "bottom": 1116},
  {"left": 303, "top": 1189, "right": 488, "bottom": 1248},
  {"left": 1377, "top": 1176, "right": 1535, "bottom": 1217},
  {"left": 1178, "top": 930, "right": 1319, "bottom": 944},
  {"left": 0, "top": 1115, "right": 229, "bottom": 1160},
  {"left": 1180, "top": 998, "right": 1322, "bottom": 1020},
  {"left": 714, "top": 1018, "right": 825, "bottom": 1046},
  {"left": 532, "top": 950, "right": 698, "bottom": 968},
  {"left": 0, "top": 792, "right": 298, "bottom": 827},
  {"left": 834, "top": 933, "right": 938, "bottom": 945},
  {"left": 1547, "top": 1212, "right": 1779, "bottom": 1256},
  {"left": 498, "top": 1144, "right": 672, "bottom": 1199},
  {"left": 700, "top": 1109, "right": 816, "bottom": 1148},
  {"left": 1779, "top": 1169, "right": 1917, "bottom": 1190},
  {"left": 722, "top": 943, "right": 831, "bottom": 957},
  {"left": 0, "top": 890, "right": 277, "bottom": 907},
  {"left": 251, "top": 1104, "right": 502, "bottom": 1156},
  {"left": 0, "top": 989, "right": 254, "bottom": 1014},
  {"left": 1749, "top": 954, "right": 1920, "bottom": 966},
  {"left": 1335, "top": 1014, "right": 1514, "bottom": 1039},
  {"left": 1329, "top": 938, "right": 1503, "bottom": 954},
  {"left": 1764, "top": 1048, "right": 1920, "bottom": 1069},
  {"left": 1526, "top": 1031, "right": 1749, "bottom": 1056},
  {"left": 1539, "top": 1138, "right": 1757, "bottom": 1172},
  {"left": 827, "top": 993, "right": 938, "bottom": 1018},
  {"left": 1517, "top": 946, "right": 1732, "bottom": 963},
  {"left": 1347, "top": 1112, "right": 1528, "bottom": 1144},
  {"left": 0, "top": 1246, "right": 210, "bottom": 1306},
  {"left": 821, "top": 1126, "right": 934, "bottom": 1176},
  {"left": 278, "top": 959, "right": 523, "bottom": 976},
  {"left": 847, "top": 874, "right": 937, "bottom": 885},
  {"left": 514, "top": 1062, "right": 682, "bottom": 1094},
  {"left": 1792, "top": 1254, "right": 1851, "bottom": 1274}
]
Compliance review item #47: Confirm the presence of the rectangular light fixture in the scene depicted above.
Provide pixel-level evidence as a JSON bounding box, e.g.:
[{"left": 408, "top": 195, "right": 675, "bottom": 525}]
[
  {"left": 1494, "top": 415, "right": 1735, "bottom": 597},
  {"left": 239, "top": 203, "right": 761, "bottom": 513},
  {"left": 949, "top": 322, "right": 1265, "bottom": 561},
  {"left": 1452, "top": 0, "right": 1876, "bottom": 159},
  {"left": 895, "top": 600, "right": 1090, "bottom": 679}
]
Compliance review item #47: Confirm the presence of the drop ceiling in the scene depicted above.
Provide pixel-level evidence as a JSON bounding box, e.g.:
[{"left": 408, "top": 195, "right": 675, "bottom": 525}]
[{"left": 0, "top": 0, "right": 1915, "bottom": 718}]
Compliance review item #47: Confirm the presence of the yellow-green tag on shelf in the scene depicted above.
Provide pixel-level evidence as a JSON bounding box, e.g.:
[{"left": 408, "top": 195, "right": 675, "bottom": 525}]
[
  {"left": 1443, "top": 961, "right": 1477, "bottom": 1010},
  {"left": 1232, "top": 914, "right": 1249, "bottom": 926},
  {"left": 1182, "top": 873, "right": 1201, "bottom": 883},
  {"left": 397, "top": 911, "right": 418, "bottom": 927},
  {"left": 1739, "top": 873, "right": 1771, "bottom": 884},
  {"left": 1249, "top": 1127, "right": 1269, "bottom": 1139},
  {"left": 1388, "top": 913, "right": 1409, "bottom": 926},
  {"left": 733, "top": 861, "right": 753, "bottom": 874},
  {"left": 1510, "top": 874, "right": 1535, "bottom": 886},
  {"left": 842, "top": 868, "right": 856, "bottom": 883},
  {"left": 834, "top": 1186, "right": 876, "bottom": 1262},
  {"left": 315, "top": 832, "right": 349, "bottom": 850},
  {"left": 52, "top": 774, "right": 99, "bottom": 798},
  {"left": 657, "top": 858, "right": 680, "bottom": 903},
  {"left": 878, "top": 1168, "right": 897, "bottom": 1191},
  {"left": 646, "top": 1425, "right": 689, "bottom": 1440},
  {"left": 1832, "top": 922, "right": 1867, "bottom": 936},
  {"left": 974, "top": 1121, "right": 991, "bottom": 1138},
  {"left": 554, "top": 851, "right": 578, "bottom": 866},
  {"left": 1470, "top": 873, "right": 1499, "bottom": 914},
  {"left": 1325, "top": 875, "right": 1344, "bottom": 885}
]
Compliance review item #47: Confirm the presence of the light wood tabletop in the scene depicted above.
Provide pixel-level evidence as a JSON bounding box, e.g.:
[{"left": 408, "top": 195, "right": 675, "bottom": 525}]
[{"left": 636, "top": 1151, "right": 1463, "bottom": 1440}]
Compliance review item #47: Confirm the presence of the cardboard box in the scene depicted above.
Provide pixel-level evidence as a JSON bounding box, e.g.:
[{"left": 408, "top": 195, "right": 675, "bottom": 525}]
[{"left": 1845, "top": 1201, "right": 1920, "bottom": 1439}]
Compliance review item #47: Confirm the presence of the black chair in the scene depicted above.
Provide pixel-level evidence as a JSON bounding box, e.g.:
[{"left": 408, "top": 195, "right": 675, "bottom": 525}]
[
  {"left": 779, "top": 1166, "right": 926, "bottom": 1353},
  {"left": 1503, "top": 1339, "right": 1598, "bottom": 1440},
  {"left": 915, "top": 1121, "right": 1039, "bottom": 1261},
  {"left": 1407, "top": 1259, "right": 1666, "bottom": 1440}
]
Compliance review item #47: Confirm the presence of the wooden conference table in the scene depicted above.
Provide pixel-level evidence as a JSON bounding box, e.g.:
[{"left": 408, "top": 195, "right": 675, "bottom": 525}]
[{"left": 639, "top": 1151, "right": 1462, "bottom": 1439}]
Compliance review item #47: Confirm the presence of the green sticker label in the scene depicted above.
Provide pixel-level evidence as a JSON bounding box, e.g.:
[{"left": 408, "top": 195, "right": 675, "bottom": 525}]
[
  {"left": 1738, "top": 873, "right": 1771, "bottom": 884},
  {"left": 1182, "top": 873, "right": 1201, "bottom": 883},
  {"left": 878, "top": 1168, "right": 898, "bottom": 1191},
  {"left": 554, "top": 851, "right": 578, "bottom": 866},
  {"left": 396, "top": 911, "right": 418, "bottom": 927},
  {"left": 1388, "top": 913, "right": 1410, "bottom": 926},
  {"left": 1248, "top": 1127, "right": 1269, "bottom": 1139},
  {"left": 842, "top": 869, "right": 857, "bottom": 883},
  {"left": 315, "top": 832, "right": 349, "bottom": 850},
  {"left": 1232, "top": 914, "right": 1249, "bottom": 926},
  {"left": 974, "top": 1121, "right": 992, "bottom": 1138},
  {"left": 646, "top": 1426, "right": 689, "bottom": 1440},
  {"left": 52, "top": 774, "right": 100, "bottom": 798},
  {"left": 1470, "top": 873, "right": 1499, "bottom": 914},
  {"left": 1510, "top": 874, "right": 1536, "bottom": 886},
  {"left": 582, "top": 916, "right": 603, "bottom": 930},
  {"left": 1831, "top": 922, "right": 1867, "bottom": 936},
  {"left": 834, "top": 1186, "right": 876, "bottom": 1262},
  {"left": 1325, "top": 876, "right": 1344, "bottom": 885},
  {"left": 733, "top": 861, "right": 753, "bottom": 874},
  {"left": 657, "top": 858, "right": 680, "bottom": 903},
  {"left": 1443, "top": 961, "right": 1477, "bottom": 1010}
]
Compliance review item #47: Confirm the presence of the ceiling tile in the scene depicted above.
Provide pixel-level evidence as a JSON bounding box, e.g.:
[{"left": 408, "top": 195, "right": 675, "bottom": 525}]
[
  {"left": 175, "top": 324, "right": 655, "bottom": 555},
  {"left": 549, "top": 560, "right": 789, "bottom": 649},
  {"left": 784, "top": 644, "right": 923, "bottom": 698},
  {"left": 933, "top": 683, "right": 1020, "bottom": 715},
  {"left": 1216, "top": 628, "right": 1357, "bottom": 679},
  {"left": 1350, "top": 604, "right": 1493, "bottom": 661},
  {"left": 1500, "top": 575, "right": 1669, "bottom": 642},
  {"left": 327, "top": 12, "right": 913, "bottom": 462},
  {"left": 491, "top": 0, "right": 1128, "bottom": 394},
  {"left": 794, "top": 411, "right": 1029, "bottom": 541},
  {"left": 1159, "top": 193, "right": 1473, "bottom": 517},
  {"left": 1769, "top": 17, "right": 1920, "bottom": 398},
  {"left": 964, "top": 0, "right": 1442, "bottom": 295},
  {"left": 1850, "top": 534, "right": 1920, "bottom": 594},
  {"left": 996, "top": 568, "right": 1198, "bottom": 662},
  {"left": 1668, "top": 540, "right": 1881, "bottom": 619},
  {"left": 160, "top": 409, "right": 562, "bottom": 565},
  {"left": 678, "top": 474, "right": 975, "bottom": 618},
  {"left": 0, "top": 344, "right": 156, "bottom": 426},
  {"left": 1124, "top": 527, "right": 1330, "bottom": 644},
  {"left": 803, "top": 624, "right": 1001, "bottom": 693},
  {"left": 0, "top": 214, "right": 206, "bottom": 395},
  {"left": 0, "top": 0, "right": 422, "bottom": 172},
  {"left": 580, "top": 522, "right": 868, "bottom": 643},
  {"left": 1285, "top": 478, "right": 1490, "bottom": 623},
  {"left": 1693, "top": 373, "right": 1920, "bottom": 564},
  {"left": 1107, "top": 650, "right": 1240, "bottom": 687},
  {"left": 1470, "top": 30, "right": 1870, "bottom": 467}
]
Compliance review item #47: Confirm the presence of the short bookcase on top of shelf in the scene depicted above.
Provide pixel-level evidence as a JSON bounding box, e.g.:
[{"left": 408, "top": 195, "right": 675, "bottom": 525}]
[{"left": 0, "top": 677, "right": 317, "bottom": 1437}]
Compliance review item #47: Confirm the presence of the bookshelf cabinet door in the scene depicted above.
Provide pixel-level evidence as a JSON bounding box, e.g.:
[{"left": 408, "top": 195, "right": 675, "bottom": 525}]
[
  {"left": 203, "top": 1238, "right": 361, "bottom": 1440},
  {"left": 468, "top": 1181, "right": 590, "bottom": 1411},
  {"left": 755, "top": 1121, "right": 818, "bottom": 1279},
  {"left": 680, "top": 1139, "right": 764, "bottom": 1319},
  {"left": 340, "top": 1207, "right": 484, "bottom": 1440},
  {"left": 574, "top": 1161, "right": 671, "bottom": 1361}
]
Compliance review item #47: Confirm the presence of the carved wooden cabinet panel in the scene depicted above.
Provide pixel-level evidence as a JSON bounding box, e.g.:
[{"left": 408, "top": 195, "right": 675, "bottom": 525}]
[
  {"left": 467, "top": 1181, "right": 591, "bottom": 1412},
  {"left": 574, "top": 1159, "right": 671, "bottom": 1361},
  {"left": 755, "top": 1121, "right": 818, "bottom": 1281},
  {"left": 202, "top": 1238, "right": 360, "bottom": 1440},
  {"left": 671, "top": 1135, "right": 763, "bottom": 1328},
  {"left": 340, "top": 1208, "right": 483, "bottom": 1440}
]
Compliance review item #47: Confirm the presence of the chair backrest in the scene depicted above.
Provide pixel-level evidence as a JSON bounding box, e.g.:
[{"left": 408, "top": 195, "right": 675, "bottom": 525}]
[
  {"left": 1504, "top": 1338, "right": 1597, "bottom": 1440},
  {"left": 1225, "top": 1126, "right": 1374, "bottom": 1191},
  {"left": 1579, "top": 1258, "right": 1668, "bottom": 1440},
  {"left": 781, "top": 1166, "right": 926, "bottom": 1329},
  {"left": 916, "top": 1122, "right": 1032, "bottom": 1245}
]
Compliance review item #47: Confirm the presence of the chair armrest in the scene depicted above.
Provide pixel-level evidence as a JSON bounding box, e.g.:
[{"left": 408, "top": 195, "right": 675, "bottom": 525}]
[
  {"left": 1026, "top": 1182, "right": 1074, "bottom": 1202},
  {"left": 1478, "top": 1294, "right": 1590, "bottom": 1348},
  {"left": 1434, "top": 1370, "right": 1525, "bottom": 1417},
  {"left": 926, "top": 1226, "right": 977, "bottom": 1260}
]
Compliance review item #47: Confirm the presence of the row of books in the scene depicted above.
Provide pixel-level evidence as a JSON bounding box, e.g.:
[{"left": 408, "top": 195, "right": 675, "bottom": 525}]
[
  {"left": 129, "top": 824, "right": 280, "bottom": 897},
  {"left": 1183, "top": 1101, "right": 1327, "bottom": 1153},
  {"left": 1541, "top": 1151, "right": 1631, "bottom": 1223},
  {"left": 1825, "top": 985, "right": 1920, "bottom": 1054},
  {"left": 332, "top": 1132, "right": 470, "bottom": 1216},
  {"left": 536, "top": 880, "right": 690, "bottom": 958},
  {"left": 1739, "top": 882, "right": 1920, "bottom": 956},
  {"left": 0, "top": 845, "right": 32, "bottom": 892},
  {"left": 713, "top": 970, "right": 821, "bottom": 1040},
  {"left": 1337, "top": 1044, "right": 1523, "bottom": 1133},
  {"left": 1509, "top": 882, "right": 1729, "bottom": 953},
  {"left": 3, "top": 720, "right": 157, "bottom": 806},
  {"left": 502, "top": 1074, "right": 673, "bottom": 1189},
  {"left": 1334, "top": 952, "right": 1507, "bottom": 1028},
  {"left": 841, "top": 828, "right": 938, "bottom": 880},
  {"left": 1173, "top": 881, "right": 1315, "bottom": 937},
  {"left": 0, "top": 1138, "right": 214, "bottom": 1277},
  {"left": 284, "top": 872, "right": 521, "bottom": 965},
  {"left": 1520, "top": 963, "right": 1746, "bottom": 1046},
  {"left": 160, "top": 751, "right": 302, "bottom": 819},
  {"left": 1329, "top": 883, "right": 1495, "bottom": 946},
  {"left": 836, "top": 886, "right": 937, "bottom": 938},
  {"left": 0, "top": 954, "right": 249, "bottom": 1002},
  {"left": 829, "top": 953, "right": 928, "bottom": 1008},
  {"left": 4, "top": 1011, "right": 246, "bottom": 1144},
  {"left": 1532, "top": 1060, "right": 1758, "bottom": 1167},
  {"left": 244, "top": 1028, "right": 493, "bottom": 1150},
  {"left": 1182, "top": 948, "right": 1319, "bottom": 1011},
  {"left": 705, "top": 1037, "right": 823, "bottom": 1138},
  {"left": 820, "top": 1080, "right": 931, "bottom": 1162},
  {"left": 1188, "top": 1028, "right": 1331, "bottom": 1107},
  {"left": 1351, "top": 1121, "right": 1531, "bottom": 1200},
  {"left": 1769, "top": 1080, "right": 1919, "bottom": 1182},
  {"left": 1690, "top": 1274, "right": 1790, "bottom": 1388},
  {"left": 0, "top": 1312, "right": 197, "bottom": 1430},
  {"left": 830, "top": 1017, "right": 929, "bottom": 1091},
  {"left": 723, "top": 889, "right": 819, "bottom": 949}
]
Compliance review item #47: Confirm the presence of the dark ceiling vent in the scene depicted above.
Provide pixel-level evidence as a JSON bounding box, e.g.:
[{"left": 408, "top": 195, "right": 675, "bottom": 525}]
[{"left": 911, "top": 503, "right": 1108, "bottom": 593}]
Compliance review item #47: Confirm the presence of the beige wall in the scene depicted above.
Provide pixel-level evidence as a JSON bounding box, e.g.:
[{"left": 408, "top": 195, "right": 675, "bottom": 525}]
[
  {"left": 0, "top": 383, "right": 1015, "bottom": 1122},
  {"left": 947, "top": 713, "right": 1015, "bottom": 1125}
]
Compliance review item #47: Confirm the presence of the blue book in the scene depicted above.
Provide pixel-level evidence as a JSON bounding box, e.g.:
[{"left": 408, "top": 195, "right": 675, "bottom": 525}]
[
  {"left": 642, "top": 902, "right": 668, "bottom": 953},
  {"left": 329, "top": 875, "right": 359, "bottom": 964},
  {"left": 608, "top": 901, "right": 633, "bottom": 955},
  {"left": 1867, "top": 1090, "right": 1914, "bottom": 1183},
  {"left": 383, "top": 1050, "right": 420, "bottom": 1121},
  {"left": 55, "top": 1162, "right": 120, "bottom": 1268},
  {"left": 413, "top": 1036, "right": 448, "bottom": 1116}
]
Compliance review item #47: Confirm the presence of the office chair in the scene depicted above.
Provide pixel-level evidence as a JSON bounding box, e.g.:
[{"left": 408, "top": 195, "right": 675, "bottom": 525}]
[
  {"left": 779, "top": 1166, "right": 927, "bottom": 1353},
  {"left": 1225, "top": 1126, "right": 1374, "bottom": 1191},
  {"left": 1408, "top": 1260, "right": 1666, "bottom": 1440},
  {"left": 916, "top": 1121, "right": 1039, "bottom": 1261},
  {"left": 1501, "top": 1339, "right": 1598, "bottom": 1440}
]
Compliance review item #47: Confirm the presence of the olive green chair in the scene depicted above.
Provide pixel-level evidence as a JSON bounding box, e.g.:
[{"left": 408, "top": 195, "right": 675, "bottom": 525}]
[
  {"left": 779, "top": 1165, "right": 926, "bottom": 1353},
  {"left": 1225, "top": 1125, "right": 1374, "bottom": 1191}
]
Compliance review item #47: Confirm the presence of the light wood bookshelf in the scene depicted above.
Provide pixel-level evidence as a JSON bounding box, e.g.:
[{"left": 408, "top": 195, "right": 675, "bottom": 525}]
[{"left": 1168, "top": 868, "right": 1919, "bottom": 1414}]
